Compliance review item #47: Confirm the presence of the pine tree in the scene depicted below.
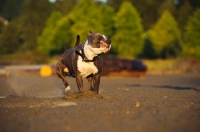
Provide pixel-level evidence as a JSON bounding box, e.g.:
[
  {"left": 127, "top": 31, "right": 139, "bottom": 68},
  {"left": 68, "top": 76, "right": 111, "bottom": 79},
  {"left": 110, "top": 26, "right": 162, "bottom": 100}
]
[
  {"left": 44, "top": 0, "right": 114, "bottom": 54},
  {"left": 0, "top": 20, "right": 22, "bottom": 54},
  {"left": 19, "top": 0, "right": 53, "bottom": 51},
  {"left": 112, "top": 1, "right": 144, "bottom": 58},
  {"left": 177, "top": 0, "right": 193, "bottom": 33},
  {"left": 185, "top": 8, "right": 200, "bottom": 59},
  {"left": 68, "top": 0, "right": 104, "bottom": 42},
  {"left": 98, "top": 4, "right": 114, "bottom": 38},
  {"left": 37, "top": 11, "right": 62, "bottom": 55},
  {"left": 50, "top": 15, "right": 74, "bottom": 52},
  {"left": 147, "top": 10, "right": 181, "bottom": 58}
]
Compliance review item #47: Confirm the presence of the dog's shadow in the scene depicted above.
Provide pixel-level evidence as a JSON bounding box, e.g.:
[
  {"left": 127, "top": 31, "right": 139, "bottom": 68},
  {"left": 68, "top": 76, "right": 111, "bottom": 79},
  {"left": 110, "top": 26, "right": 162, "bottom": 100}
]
[{"left": 127, "top": 84, "right": 200, "bottom": 91}]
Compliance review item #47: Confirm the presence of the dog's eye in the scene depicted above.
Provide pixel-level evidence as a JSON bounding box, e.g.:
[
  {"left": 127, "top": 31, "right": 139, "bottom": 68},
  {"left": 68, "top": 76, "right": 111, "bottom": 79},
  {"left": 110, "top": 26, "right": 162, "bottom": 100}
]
[{"left": 97, "top": 41, "right": 101, "bottom": 46}]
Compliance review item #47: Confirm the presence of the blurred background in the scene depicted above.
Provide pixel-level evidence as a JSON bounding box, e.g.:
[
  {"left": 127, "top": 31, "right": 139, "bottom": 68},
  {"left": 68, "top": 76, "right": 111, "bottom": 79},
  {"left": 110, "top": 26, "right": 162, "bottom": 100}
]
[{"left": 0, "top": 0, "right": 200, "bottom": 74}]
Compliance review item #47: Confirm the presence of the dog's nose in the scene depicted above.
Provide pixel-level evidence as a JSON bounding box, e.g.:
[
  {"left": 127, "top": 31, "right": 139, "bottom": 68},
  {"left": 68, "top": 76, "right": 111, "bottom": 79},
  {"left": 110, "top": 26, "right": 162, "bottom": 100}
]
[
  {"left": 100, "top": 40, "right": 111, "bottom": 53},
  {"left": 104, "top": 44, "right": 111, "bottom": 53},
  {"left": 100, "top": 40, "right": 106, "bottom": 47}
]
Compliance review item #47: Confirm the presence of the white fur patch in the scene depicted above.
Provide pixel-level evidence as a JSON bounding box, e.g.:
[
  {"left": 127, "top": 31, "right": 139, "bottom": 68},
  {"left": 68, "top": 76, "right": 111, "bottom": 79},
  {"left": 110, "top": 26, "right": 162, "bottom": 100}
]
[
  {"left": 102, "top": 35, "right": 106, "bottom": 40},
  {"left": 84, "top": 41, "right": 105, "bottom": 59},
  {"left": 65, "top": 86, "right": 71, "bottom": 93},
  {"left": 64, "top": 67, "right": 69, "bottom": 73},
  {"left": 77, "top": 56, "right": 98, "bottom": 78},
  {"left": 109, "top": 44, "right": 111, "bottom": 50}
]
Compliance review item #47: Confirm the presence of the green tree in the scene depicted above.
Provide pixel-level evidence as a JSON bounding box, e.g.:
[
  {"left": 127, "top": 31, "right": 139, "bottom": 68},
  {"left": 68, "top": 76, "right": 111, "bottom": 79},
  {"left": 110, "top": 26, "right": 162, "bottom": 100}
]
[
  {"left": 40, "top": 0, "right": 114, "bottom": 55},
  {"left": 177, "top": 0, "right": 193, "bottom": 33},
  {"left": 107, "top": 0, "right": 123, "bottom": 12},
  {"left": 158, "top": 0, "right": 176, "bottom": 17},
  {"left": 0, "top": 0, "right": 25, "bottom": 20},
  {"left": 112, "top": 1, "right": 144, "bottom": 58},
  {"left": 54, "top": 0, "right": 77, "bottom": 15},
  {"left": 130, "top": 0, "right": 164, "bottom": 31},
  {"left": 37, "top": 11, "right": 62, "bottom": 55},
  {"left": 19, "top": 0, "right": 53, "bottom": 51},
  {"left": 108, "top": 0, "right": 165, "bottom": 31},
  {"left": 0, "top": 20, "right": 22, "bottom": 54},
  {"left": 49, "top": 15, "right": 74, "bottom": 53},
  {"left": 185, "top": 8, "right": 200, "bottom": 59},
  {"left": 147, "top": 10, "right": 181, "bottom": 58},
  {"left": 69, "top": 0, "right": 104, "bottom": 42},
  {"left": 98, "top": 4, "right": 114, "bottom": 37}
]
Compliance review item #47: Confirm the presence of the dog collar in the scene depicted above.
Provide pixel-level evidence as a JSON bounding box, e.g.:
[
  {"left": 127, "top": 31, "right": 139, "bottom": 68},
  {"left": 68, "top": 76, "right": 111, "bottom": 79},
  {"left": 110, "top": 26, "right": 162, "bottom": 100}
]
[{"left": 75, "top": 46, "right": 100, "bottom": 62}]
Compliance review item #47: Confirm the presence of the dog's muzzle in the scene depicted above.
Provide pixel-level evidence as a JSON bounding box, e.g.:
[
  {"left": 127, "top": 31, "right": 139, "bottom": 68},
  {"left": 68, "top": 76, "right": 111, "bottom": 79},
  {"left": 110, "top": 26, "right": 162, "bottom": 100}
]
[{"left": 100, "top": 40, "right": 111, "bottom": 53}]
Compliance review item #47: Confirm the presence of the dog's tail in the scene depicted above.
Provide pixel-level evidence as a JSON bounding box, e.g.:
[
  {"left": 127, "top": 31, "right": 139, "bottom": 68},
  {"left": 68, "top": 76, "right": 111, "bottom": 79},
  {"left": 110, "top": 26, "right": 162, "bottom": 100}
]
[{"left": 75, "top": 35, "right": 80, "bottom": 47}]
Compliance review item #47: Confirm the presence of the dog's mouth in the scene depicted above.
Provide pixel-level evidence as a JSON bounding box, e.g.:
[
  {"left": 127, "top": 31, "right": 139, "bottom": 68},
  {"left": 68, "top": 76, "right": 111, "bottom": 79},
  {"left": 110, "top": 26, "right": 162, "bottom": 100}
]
[{"left": 100, "top": 40, "right": 111, "bottom": 53}]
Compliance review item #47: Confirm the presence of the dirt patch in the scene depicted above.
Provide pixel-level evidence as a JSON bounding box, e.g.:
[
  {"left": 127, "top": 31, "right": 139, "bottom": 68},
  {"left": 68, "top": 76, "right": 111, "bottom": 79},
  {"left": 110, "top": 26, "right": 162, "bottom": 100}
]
[{"left": 65, "top": 90, "right": 103, "bottom": 100}]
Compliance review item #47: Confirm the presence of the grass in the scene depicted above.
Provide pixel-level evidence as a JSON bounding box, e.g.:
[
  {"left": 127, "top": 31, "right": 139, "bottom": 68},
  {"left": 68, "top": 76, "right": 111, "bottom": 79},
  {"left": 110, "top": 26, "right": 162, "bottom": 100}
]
[
  {"left": 143, "top": 59, "right": 176, "bottom": 72},
  {"left": 144, "top": 59, "right": 200, "bottom": 74}
]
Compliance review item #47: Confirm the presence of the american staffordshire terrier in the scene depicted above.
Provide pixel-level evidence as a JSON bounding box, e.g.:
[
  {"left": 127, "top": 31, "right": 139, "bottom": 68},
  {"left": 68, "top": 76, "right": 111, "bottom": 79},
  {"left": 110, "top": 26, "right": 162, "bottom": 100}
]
[{"left": 56, "top": 31, "right": 111, "bottom": 94}]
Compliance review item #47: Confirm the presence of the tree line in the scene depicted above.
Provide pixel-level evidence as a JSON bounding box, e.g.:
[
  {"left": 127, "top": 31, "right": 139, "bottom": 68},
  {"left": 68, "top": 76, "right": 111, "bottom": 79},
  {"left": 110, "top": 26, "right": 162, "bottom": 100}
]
[{"left": 0, "top": 0, "right": 200, "bottom": 60}]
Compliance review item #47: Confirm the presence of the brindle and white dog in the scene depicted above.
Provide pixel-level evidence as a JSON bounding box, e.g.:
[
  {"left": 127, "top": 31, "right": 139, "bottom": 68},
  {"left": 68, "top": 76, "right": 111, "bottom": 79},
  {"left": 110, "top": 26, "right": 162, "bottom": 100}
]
[{"left": 56, "top": 31, "right": 111, "bottom": 94}]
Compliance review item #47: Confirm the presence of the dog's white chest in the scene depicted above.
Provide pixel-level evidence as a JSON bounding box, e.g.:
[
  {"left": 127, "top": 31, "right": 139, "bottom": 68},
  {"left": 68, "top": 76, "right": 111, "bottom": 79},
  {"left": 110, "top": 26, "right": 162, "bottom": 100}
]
[{"left": 77, "top": 56, "right": 98, "bottom": 78}]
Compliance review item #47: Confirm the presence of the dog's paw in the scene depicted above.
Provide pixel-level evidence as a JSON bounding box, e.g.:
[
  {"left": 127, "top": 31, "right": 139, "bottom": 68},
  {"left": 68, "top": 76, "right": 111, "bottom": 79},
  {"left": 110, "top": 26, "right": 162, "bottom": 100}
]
[{"left": 65, "top": 86, "right": 71, "bottom": 93}]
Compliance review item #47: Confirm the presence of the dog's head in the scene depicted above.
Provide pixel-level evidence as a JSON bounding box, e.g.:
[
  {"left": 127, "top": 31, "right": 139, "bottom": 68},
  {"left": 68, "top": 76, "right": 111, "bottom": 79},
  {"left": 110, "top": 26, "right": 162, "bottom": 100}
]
[{"left": 87, "top": 30, "right": 111, "bottom": 54}]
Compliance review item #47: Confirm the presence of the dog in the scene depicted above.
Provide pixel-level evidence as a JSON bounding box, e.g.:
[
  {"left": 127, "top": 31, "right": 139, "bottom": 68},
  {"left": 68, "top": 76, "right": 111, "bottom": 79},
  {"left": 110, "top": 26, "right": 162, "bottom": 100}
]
[{"left": 56, "top": 31, "right": 111, "bottom": 94}]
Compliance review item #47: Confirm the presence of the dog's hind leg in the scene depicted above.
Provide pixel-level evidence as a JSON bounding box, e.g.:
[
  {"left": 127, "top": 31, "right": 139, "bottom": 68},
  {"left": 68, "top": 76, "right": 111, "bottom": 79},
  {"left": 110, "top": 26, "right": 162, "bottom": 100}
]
[
  {"left": 56, "top": 59, "right": 71, "bottom": 93},
  {"left": 56, "top": 70, "right": 70, "bottom": 93}
]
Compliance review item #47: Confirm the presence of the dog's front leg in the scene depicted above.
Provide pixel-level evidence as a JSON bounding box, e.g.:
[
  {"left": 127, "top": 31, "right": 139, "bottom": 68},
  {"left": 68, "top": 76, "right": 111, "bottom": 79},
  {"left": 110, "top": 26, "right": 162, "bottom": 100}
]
[
  {"left": 76, "top": 73, "right": 84, "bottom": 93},
  {"left": 93, "top": 73, "right": 100, "bottom": 94},
  {"left": 86, "top": 75, "right": 94, "bottom": 91}
]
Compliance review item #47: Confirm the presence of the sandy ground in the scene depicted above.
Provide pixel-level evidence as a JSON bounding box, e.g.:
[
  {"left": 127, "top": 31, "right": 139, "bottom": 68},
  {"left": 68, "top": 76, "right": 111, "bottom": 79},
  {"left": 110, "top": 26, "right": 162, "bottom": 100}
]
[{"left": 0, "top": 71, "right": 200, "bottom": 132}]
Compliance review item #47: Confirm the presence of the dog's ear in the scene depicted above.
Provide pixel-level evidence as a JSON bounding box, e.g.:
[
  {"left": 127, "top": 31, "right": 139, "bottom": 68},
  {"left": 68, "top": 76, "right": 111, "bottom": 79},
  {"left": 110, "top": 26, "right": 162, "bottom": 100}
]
[{"left": 88, "top": 30, "right": 93, "bottom": 36}]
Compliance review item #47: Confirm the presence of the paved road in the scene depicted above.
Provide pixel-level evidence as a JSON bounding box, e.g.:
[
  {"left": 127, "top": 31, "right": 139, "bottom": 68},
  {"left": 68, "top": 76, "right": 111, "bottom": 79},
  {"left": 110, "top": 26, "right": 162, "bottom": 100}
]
[{"left": 0, "top": 73, "right": 200, "bottom": 132}]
